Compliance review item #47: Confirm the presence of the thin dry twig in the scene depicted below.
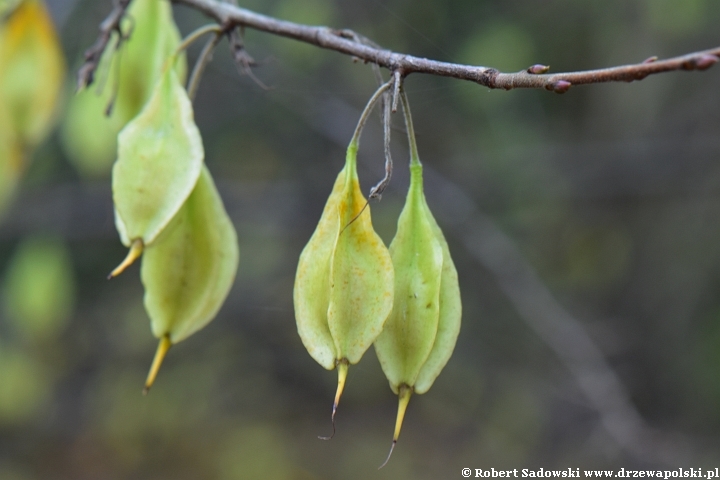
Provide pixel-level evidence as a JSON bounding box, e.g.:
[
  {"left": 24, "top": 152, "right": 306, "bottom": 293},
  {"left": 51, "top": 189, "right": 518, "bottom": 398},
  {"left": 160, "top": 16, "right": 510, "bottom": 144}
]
[
  {"left": 229, "top": 27, "right": 272, "bottom": 90},
  {"left": 419, "top": 166, "right": 697, "bottom": 467},
  {"left": 368, "top": 71, "right": 401, "bottom": 201},
  {"left": 171, "top": 0, "right": 720, "bottom": 92}
]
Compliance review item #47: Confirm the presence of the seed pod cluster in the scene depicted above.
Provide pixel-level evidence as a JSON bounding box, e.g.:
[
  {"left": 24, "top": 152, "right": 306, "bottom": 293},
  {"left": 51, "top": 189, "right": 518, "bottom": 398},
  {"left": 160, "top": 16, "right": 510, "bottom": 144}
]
[
  {"left": 293, "top": 88, "right": 461, "bottom": 461},
  {"left": 107, "top": 25, "right": 238, "bottom": 392}
]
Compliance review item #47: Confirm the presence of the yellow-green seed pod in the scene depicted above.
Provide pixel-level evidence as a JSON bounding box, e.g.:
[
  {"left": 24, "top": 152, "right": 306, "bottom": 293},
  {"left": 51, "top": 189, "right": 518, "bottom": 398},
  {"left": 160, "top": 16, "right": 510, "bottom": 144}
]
[
  {"left": 375, "top": 163, "right": 443, "bottom": 394},
  {"left": 375, "top": 93, "right": 461, "bottom": 466},
  {"left": 61, "top": 0, "right": 186, "bottom": 177},
  {"left": 110, "top": 60, "right": 203, "bottom": 277},
  {"left": 2, "top": 236, "right": 75, "bottom": 342},
  {"left": 294, "top": 139, "right": 394, "bottom": 429},
  {"left": 140, "top": 165, "right": 239, "bottom": 392},
  {"left": 0, "top": 0, "right": 65, "bottom": 150}
]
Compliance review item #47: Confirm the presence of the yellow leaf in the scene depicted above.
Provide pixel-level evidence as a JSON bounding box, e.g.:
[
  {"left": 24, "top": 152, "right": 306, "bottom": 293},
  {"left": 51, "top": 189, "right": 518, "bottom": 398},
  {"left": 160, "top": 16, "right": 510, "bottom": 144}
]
[{"left": 0, "top": 0, "right": 65, "bottom": 148}]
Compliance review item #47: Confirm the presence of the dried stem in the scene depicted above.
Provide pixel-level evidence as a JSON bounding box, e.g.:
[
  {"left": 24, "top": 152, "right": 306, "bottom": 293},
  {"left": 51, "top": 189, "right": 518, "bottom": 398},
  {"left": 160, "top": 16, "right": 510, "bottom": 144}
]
[
  {"left": 349, "top": 79, "right": 393, "bottom": 148},
  {"left": 368, "top": 73, "right": 401, "bottom": 200},
  {"left": 77, "top": 0, "right": 133, "bottom": 91},
  {"left": 175, "top": 23, "right": 224, "bottom": 56},
  {"left": 399, "top": 89, "right": 419, "bottom": 167}
]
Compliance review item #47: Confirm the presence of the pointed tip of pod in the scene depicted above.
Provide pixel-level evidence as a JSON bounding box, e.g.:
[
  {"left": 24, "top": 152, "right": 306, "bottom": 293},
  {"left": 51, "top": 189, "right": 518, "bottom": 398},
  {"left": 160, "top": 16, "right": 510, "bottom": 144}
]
[
  {"left": 318, "top": 359, "right": 349, "bottom": 440},
  {"left": 143, "top": 335, "right": 172, "bottom": 395},
  {"left": 108, "top": 239, "right": 144, "bottom": 279},
  {"left": 379, "top": 384, "right": 413, "bottom": 468},
  {"left": 378, "top": 439, "right": 396, "bottom": 470}
]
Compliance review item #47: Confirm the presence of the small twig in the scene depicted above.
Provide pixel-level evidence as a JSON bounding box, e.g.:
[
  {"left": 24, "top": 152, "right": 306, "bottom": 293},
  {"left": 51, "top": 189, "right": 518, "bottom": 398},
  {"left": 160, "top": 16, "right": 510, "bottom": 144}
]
[
  {"left": 170, "top": 0, "right": 720, "bottom": 92},
  {"left": 104, "top": 24, "right": 130, "bottom": 117},
  {"left": 230, "top": 27, "right": 272, "bottom": 90},
  {"left": 175, "top": 23, "right": 224, "bottom": 56},
  {"left": 77, "top": 0, "right": 133, "bottom": 91},
  {"left": 187, "top": 31, "right": 224, "bottom": 102},
  {"left": 349, "top": 79, "right": 393, "bottom": 147}
]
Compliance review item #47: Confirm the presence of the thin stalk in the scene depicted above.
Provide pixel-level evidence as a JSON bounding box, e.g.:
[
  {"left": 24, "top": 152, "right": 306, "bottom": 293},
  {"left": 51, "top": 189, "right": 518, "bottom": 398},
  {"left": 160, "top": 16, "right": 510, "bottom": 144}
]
[
  {"left": 400, "top": 89, "right": 420, "bottom": 167},
  {"left": 340, "top": 79, "right": 394, "bottom": 233},
  {"left": 349, "top": 79, "right": 394, "bottom": 148},
  {"left": 175, "top": 24, "right": 223, "bottom": 58},
  {"left": 187, "top": 31, "right": 224, "bottom": 102}
]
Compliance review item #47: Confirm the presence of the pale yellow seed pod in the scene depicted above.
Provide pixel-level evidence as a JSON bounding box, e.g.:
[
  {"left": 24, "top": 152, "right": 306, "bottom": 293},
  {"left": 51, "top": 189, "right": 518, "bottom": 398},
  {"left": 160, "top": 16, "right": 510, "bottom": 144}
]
[
  {"left": 294, "top": 140, "right": 394, "bottom": 432},
  {"left": 140, "top": 166, "right": 239, "bottom": 393},
  {"left": 109, "top": 61, "right": 203, "bottom": 278}
]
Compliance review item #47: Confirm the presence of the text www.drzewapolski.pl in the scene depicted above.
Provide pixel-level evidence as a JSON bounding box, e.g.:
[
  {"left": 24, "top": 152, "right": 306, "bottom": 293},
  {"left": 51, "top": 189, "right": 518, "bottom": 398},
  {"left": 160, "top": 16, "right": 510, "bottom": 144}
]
[{"left": 461, "top": 468, "right": 720, "bottom": 479}]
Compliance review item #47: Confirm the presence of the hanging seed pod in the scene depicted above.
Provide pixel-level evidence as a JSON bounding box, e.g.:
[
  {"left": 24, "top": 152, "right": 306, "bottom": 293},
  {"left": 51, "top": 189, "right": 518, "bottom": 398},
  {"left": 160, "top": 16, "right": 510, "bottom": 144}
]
[
  {"left": 0, "top": 0, "right": 65, "bottom": 150},
  {"left": 61, "top": 0, "right": 186, "bottom": 177},
  {"left": 110, "top": 59, "right": 203, "bottom": 277},
  {"left": 2, "top": 236, "right": 75, "bottom": 342},
  {"left": 140, "top": 165, "right": 239, "bottom": 392},
  {"left": 374, "top": 92, "right": 461, "bottom": 466},
  {"left": 294, "top": 84, "right": 394, "bottom": 434}
]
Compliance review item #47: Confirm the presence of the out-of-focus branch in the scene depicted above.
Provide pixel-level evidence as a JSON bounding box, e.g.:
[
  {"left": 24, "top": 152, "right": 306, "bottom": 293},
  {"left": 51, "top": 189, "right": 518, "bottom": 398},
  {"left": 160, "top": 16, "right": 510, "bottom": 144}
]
[
  {"left": 76, "top": 0, "right": 132, "bottom": 91},
  {"left": 423, "top": 171, "right": 694, "bottom": 466},
  {"left": 169, "top": 0, "right": 719, "bottom": 92}
]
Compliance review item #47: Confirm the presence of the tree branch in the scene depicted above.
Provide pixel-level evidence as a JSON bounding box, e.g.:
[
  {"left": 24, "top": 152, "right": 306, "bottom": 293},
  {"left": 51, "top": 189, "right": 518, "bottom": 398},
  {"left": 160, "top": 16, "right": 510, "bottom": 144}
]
[{"left": 170, "top": 0, "right": 719, "bottom": 92}]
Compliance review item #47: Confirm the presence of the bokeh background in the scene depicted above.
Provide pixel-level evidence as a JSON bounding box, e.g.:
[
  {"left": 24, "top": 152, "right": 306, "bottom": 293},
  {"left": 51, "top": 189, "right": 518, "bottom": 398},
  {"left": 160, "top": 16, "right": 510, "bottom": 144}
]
[{"left": 1, "top": 0, "right": 720, "bottom": 478}]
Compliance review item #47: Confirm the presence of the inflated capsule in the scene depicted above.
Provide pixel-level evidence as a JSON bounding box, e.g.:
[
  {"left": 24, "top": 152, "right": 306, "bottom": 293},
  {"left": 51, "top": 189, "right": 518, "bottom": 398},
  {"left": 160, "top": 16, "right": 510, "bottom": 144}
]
[
  {"left": 110, "top": 57, "right": 203, "bottom": 277},
  {"left": 294, "top": 134, "right": 394, "bottom": 436},
  {"left": 140, "top": 165, "right": 239, "bottom": 393},
  {"left": 374, "top": 92, "right": 461, "bottom": 466}
]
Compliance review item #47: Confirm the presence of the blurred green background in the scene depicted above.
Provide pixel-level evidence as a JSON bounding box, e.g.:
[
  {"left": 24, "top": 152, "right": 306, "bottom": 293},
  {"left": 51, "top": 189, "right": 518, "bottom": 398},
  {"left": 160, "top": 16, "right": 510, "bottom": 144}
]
[{"left": 1, "top": 0, "right": 720, "bottom": 478}]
